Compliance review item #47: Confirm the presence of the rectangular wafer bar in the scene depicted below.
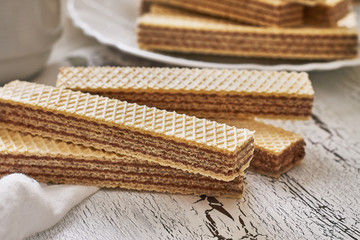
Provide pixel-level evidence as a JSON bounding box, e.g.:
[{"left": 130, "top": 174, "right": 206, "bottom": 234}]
[
  {"left": 285, "top": 0, "right": 325, "bottom": 6},
  {"left": 0, "top": 127, "right": 244, "bottom": 198},
  {"left": 304, "top": 0, "right": 351, "bottom": 26},
  {"left": 0, "top": 80, "right": 254, "bottom": 182},
  {"left": 57, "top": 67, "right": 315, "bottom": 119},
  {"left": 212, "top": 118, "right": 305, "bottom": 177},
  {"left": 143, "top": 0, "right": 304, "bottom": 27},
  {"left": 137, "top": 4, "right": 358, "bottom": 60},
  {"left": 57, "top": 67, "right": 306, "bottom": 176}
]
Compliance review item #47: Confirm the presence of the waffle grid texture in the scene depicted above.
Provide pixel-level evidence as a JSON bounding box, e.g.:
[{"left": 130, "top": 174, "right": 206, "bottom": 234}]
[
  {"left": 57, "top": 67, "right": 314, "bottom": 98},
  {"left": 0, "top": 118, "right": 300, "bottom": 157},
  {"left": 0, "top": 127, "right": 111, "bottom": 158},
  {"left": 217, "top": 119, "right": 304, "bottom": 155},
  {"left": 0, "top": 81, "right": 253, "bottom": 152}
]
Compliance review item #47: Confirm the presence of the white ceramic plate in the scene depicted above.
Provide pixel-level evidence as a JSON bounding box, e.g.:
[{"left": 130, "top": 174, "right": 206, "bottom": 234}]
[{"left": 67, "top": 0, "right": 360, "bottom": 71}]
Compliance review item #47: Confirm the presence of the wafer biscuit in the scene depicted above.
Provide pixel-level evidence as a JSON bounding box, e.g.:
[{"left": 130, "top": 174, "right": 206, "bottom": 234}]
[
  {"left": 137, "top": 4, "right": 358, "bottom": 60},
  {"left": 0, "top": 127, "right": 244, "bottom": 198},
  {"left": 56, "top": 67, "right": 306, "bottom": 177},
  {"left": 143, "top": 0, "right": 304, "bottom": 27},
  {"left": 0, "top": 80, "right": 254, "bottom": 181},
  {"left": 304, "top": 0, "right": 351, "bottom": 26},
  {"left": 213, "top": 119, "right": 305, "bottom": 178},
  {"left": 57, "top": 67, "right": 314, "bottom": 120},
  {"left": 285, "top": 0, "right": 325, "bottom": 6}
]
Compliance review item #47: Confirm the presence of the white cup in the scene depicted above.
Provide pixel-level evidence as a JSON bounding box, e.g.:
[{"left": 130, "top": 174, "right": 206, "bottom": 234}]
[{"left": 0, "top": 0, "right": 62, "bottom": 84}]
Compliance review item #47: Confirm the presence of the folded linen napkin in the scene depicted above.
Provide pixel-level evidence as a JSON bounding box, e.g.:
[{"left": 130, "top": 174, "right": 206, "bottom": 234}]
[{"left": 0, "top": 174, "right": 99, "bottom": 240}]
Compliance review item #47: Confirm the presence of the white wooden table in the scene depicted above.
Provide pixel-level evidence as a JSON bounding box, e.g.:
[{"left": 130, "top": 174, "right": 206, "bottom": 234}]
[{"left": 26, "top": 13, "right": 360, "bottom": 240}]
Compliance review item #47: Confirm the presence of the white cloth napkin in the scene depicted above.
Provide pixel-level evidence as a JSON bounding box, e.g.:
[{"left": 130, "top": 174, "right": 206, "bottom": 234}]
[{"left": 0, "top": 173, "right": 99, "bottom": 240}]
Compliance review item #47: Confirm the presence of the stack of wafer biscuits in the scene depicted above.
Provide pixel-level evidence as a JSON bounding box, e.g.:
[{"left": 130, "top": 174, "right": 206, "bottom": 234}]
[
  {"left": 214, "top": 119, "right": 305, "bottom": 177},
  {"left": 137, "top": 1, "right": 357, "bottom": 60},
  {"left": 0, "top": 80, "right": 256, "bottom": 198},
  {"left": 57, "top": 66, "right": 313, "bottom": 177},
  {"left": 142, "top": 0, "right": 304, "bottom": 27},
  {"left": 0, "top": 127, "right": 244, "bottom": 198},
  {"left": 0, "top": 80, "right": 255, "bottom": 181}
]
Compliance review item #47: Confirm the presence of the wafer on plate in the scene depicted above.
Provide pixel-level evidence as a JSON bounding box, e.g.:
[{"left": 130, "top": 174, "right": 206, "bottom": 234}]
[
  {"left": 57, "top": 67, "right": 314, "bottom": 120},
  {"left": 137, "top": 4, "right": 358, "bottom": 60},
  {"left": 0, "top": 80, "right": 254, "bottom": 181},
  {"left": 0, "top": 127, "right": 244, "bottom": 198},
  {"left": 213, "top": 119, "right": 305, "bottom": 178},
  {"left": 285, "top": 0, "right": 325, "bottom": 5},
  {"left": 143, "top": 0, "right": 304, "bottom": 27},
  {"left": 304, "top": 0, "right": 351, "bottom": 26}
]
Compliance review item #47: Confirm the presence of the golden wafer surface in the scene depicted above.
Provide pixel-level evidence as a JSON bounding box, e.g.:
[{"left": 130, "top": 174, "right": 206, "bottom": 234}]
[
  {"left": 57, "top": 67, "right": 314, "bottom": 98},
  {"left": 216, "top": 119, "right": 304, "bottom": 155},
  {"left": 0, "top": 80, "right": 253, "bottom": 153},
  {"left": 57, "top": 67, "right": 314, "bottom": 119}
]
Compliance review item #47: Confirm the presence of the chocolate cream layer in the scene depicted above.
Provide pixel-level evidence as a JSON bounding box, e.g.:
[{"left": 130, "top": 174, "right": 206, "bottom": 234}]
[
  {"left": 0, "top": 103, "right": 254, "bottom": 181},
  {"left": 138, "top": 3, "right": 358, "bottom": 59},
  {"left": 249, "top": 140, "right": 305, "bottom": 177},
  {"left": 304, "top": 0, "right": 351, "bottom": 26},
  {"left": 138, "top": 28, "right": 358, "bottom": 44},
  {"left": 93, "top": 91, "right": 313, "bottom": 119},
  {"left": 138, "top": 37, "right": 358, "bottom": 59},
  {"left": 0, "top": 154, "right": 244, "bottom": 198}
]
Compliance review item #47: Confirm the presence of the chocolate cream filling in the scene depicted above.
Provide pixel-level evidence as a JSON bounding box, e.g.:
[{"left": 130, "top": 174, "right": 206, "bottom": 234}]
[
  {"left": 82, "top": 92, "right": 313, "bottom": 118},
  {"left": 138, "top": 27, "right": 358, "bottom": 41},
  {"left": 0, "top": 154, "right": 246, "bottom": 182},
  {"left": 0, "top": 103, "right": 254, "bottom": 176},
  {"left": 304, "top": 0, "right": 350, "bottom": 23},
  {"left": 92, "top": 91, "right": 314, "bottom": 106},
  {"left": 250, "top": 141, "right": 305, "bottom": 175},
  {"left": 0, "top": 166, "right": 244, "bottom": 193},
  {"left": 0, "top": 171, "right": 243, "bottom": 196},
  {"left": 92, "top": 98, "right": 312, "bottom": 117},
  {"left": 138, "top": 38, "right": 358, "bottom": 56},
  {"left": 138, "top": 31, "right": 357, "bottom": 46},
  {"left": 0, "top": 117, "right": 254, "bottom": 176},
  {"left": 0, "top": 103, "right": 248, "bottom": 159}
]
